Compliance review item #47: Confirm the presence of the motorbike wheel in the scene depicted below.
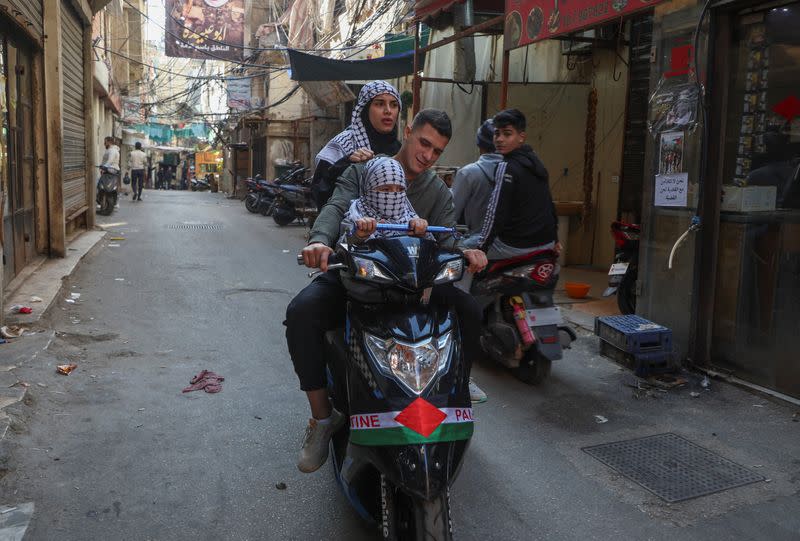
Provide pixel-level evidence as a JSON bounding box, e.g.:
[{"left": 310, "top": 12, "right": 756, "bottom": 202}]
[
  {"left": 272, "top": 206, "right": 296, "bottom": 226},
  {"left": 617, "top": 265, "right": 637, "bottom": 315},
  {"left": 98, "top": 193, "right": 113, "bottom": 216},
  {"left": 513, "top": 351, "right": 552, "bottom": 385},
  {"left": 245, "top": 194, "right": 259, "bottom": 213},
  {"left": 384, "top": 478, "right": 452, "bottom": 541},
  {"left": 259, "top": 197, "right": 276, "bottom": 216}
]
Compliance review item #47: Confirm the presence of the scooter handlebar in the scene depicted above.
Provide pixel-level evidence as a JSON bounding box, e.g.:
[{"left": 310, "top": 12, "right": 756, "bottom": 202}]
[{"left": 348, "top": 222, "right": 458, "bottom": 236}]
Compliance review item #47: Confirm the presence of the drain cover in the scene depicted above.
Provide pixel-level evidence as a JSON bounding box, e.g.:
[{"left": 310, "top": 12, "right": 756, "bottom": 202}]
[
  {"left": 583, "top": 433, "right": 764, "bottom": 502},
  {"left": 167, "top": 223, "right": 223, "bottom": 230}
]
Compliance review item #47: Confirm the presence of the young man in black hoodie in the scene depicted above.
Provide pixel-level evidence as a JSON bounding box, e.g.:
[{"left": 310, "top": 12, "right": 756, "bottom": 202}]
[{"left": 478, "top": 109, "right": 560, "bottom": 258}]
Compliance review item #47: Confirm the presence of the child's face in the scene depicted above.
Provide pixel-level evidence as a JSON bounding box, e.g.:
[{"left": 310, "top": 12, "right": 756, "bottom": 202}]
[{"left": 375, "top": 183, "right": 404, "bottom": 193}]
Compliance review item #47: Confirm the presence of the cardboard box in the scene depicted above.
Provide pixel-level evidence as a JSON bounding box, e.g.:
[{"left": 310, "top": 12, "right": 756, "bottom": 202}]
[{"left": 720, "top": 185, "right": 777, "bottom": 212}]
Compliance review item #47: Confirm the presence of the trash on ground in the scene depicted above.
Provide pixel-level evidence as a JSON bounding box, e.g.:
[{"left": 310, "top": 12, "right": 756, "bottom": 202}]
[
  {"left": 109, "top": 237, "right": 126, "bottom": 241},
  {"left": 0, "top": 338, "right": 6, "bottom": 345},
  {"left": 70, "top": 293, "right": 81, "bottom": 300},
  {"left": 594, "top": 415, "right": 609, "bottom": 424},
  {"left": 65, "top": 299, "right": 76, "bottom": 304},
  {"left": 108, "top": 243, "right": 120, "bottom": 247},
  {"left": 9, "top": 305, "right": 33, "bottom": 314},
  {"left": 56, "top": 363, "right": 78, "bottom": 375},
  {"left": 182, "top": 370, "right": 224, "bottom": 394},
  {"left": 701, "top": 375, "right": 711, "bottom": 389},
  {"left": 690, "top": 392, "right": 700, "bottom": 398},
  {"left": 1, "top": 325, "right": 27, "bottom": 338},
  {"left": 115, "top": 278, "right": 125, "bottom": 281},
  {"left": 646, "top": 374, "right": 687, "bottom": 390},
  {"left": 36, "top": 382, "right": 47, "bottom": 388},
  {"left": 30, "top": 296, "right": 43, "bottom": 303},
  {"left": 275, "top": 482, "right": 287, "bottom": 490},
  {"left": 282, "top": 250, "right": 290, "bottom": 253}
]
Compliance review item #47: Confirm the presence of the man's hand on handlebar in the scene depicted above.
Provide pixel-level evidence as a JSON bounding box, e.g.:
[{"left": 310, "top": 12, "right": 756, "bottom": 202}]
[
  {"left": 462, "top": 249, "right": 488, "bottom": 274},
  {"left": 302, "top": 242, "right": 334, "bottom": 271},
  {"left": 354, "top": 218, "right": 378, "bottom": 239}
]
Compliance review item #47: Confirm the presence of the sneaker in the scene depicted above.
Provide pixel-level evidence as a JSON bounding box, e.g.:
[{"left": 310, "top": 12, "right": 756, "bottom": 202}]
[
  {"left": 469, "top": 378, "right": 487, "bottom": 404},
  {"left": 297, "top": 409, "right": 345, "bottom": 473}
]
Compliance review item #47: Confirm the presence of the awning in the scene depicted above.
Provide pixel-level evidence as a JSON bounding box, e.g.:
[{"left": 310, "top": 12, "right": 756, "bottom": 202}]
[
  {"left": 505, "top": 0, "right": 666, "bottom": 50},
  {"left": 287, "top": 49, "right": 415, "bottom": 81},
  {"left": 414, "top": 0, "right": 503, "bottom": 23}
]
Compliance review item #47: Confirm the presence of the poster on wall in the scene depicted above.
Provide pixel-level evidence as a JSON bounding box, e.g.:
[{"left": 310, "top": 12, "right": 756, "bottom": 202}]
[
  {"left": 658, "top": 131, "right": 684, "bottom": 174},
  {"left": 165, "top": 0, "right": 244, "bottom": 61},
  {"left": 226, "top": 77, "right": 251, "bottom": 111},
  {"left": 654, "top": 172, "right": 688, "bottom": 207},
  {"left": 504, "top": 0, "right": 665, "bottom": 50}
]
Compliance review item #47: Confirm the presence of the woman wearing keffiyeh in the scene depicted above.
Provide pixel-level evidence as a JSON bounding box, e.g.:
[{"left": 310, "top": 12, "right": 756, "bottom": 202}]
[
  {"left": 340, "top": 157, "right": 428, "bottom": 242},
  {"left": 311, "top": 81, "right": 402, "bottom": 210}
]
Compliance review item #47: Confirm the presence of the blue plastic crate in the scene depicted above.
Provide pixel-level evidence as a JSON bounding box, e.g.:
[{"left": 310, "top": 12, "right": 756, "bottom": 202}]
[
  {"left": 599, "top": 340, "right": 675, "bottom": 377},
  {"left": 594, "top": 315, "right": 672, "bottom": 354}
]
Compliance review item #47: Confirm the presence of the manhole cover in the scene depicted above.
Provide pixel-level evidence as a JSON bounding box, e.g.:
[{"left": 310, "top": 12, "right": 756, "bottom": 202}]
[
  {"left": 583, "top": 433, "right": 764, "bottom": 503},
  {"left": 167, "top": 223, "right": 223, "bottom": 231}
]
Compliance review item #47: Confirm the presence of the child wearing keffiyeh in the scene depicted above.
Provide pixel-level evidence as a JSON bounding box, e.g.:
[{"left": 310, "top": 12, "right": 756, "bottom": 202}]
[{"left": 341, "top": 157, "right": 427, "bottom": 243}]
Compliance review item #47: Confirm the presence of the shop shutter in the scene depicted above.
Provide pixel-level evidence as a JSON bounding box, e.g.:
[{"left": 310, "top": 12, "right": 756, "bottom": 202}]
[
  {"left": 11, "top": 0, "right": 43, "bottom": 38},
  {"left": 618, "top": 13, "right": 653, "bottom": 223},
  {"left": 60, "top": 0, "right": 87, "bottom": 219}
]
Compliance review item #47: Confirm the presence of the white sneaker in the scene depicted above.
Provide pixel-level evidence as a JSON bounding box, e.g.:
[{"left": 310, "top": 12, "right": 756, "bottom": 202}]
[
  {"left": 297, "top": 409, "right": 345, "bottom": 473},
  {"left": 469, "top": 378, "right": 487, "bottom": 404}
]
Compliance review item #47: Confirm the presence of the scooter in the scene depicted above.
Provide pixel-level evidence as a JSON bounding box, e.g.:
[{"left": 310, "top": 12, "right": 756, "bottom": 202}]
[
  {"left": 300, "top": 223, "right": 473, "bottom": 540},
  {"left": 190, "top": 176, "right": 210, "bottom": 192},
  {"left": 602, "top": 220, "right": 640, "bottom": 315},
  {"left": 470, "top": 249, "right": 576, "bottom": 384},
  {"left": 96, "top": 166, "right": 119, "bottom": 216}
]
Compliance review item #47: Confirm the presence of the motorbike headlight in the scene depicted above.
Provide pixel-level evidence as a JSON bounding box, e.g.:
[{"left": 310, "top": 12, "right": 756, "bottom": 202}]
[
  {"left": 365, "top": 332, "right": 454, "bottom": 395},
  {"left": 434, "top": 259, "right": 464, "bottom": 284},
  {"left": 351, "top": 256, "right": 394, "bottom": 283}
]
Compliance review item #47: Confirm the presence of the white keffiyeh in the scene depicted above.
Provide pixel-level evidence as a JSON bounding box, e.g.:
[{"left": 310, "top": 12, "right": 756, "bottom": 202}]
[
  {"left": 315, "top": 81, "right": 401, "bottom": 166},
  {"left": 345, "top": 158, "right": 418, "bottom": 238}
]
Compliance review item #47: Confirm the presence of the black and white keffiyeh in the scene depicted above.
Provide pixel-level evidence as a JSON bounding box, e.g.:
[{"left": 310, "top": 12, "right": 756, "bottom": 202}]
[
  {"left": 346, "top": 158, "right": 418, "bottom": 237},
  {"left": 315, "top": 81, "right": 401, "bottom": 166}
]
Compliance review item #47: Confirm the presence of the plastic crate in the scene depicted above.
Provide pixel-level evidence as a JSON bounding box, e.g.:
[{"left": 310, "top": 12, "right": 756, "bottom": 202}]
[
  {"left": 599, "top": 340, "right": 674, "bottom": 377},
  {"left": 594, "top": 315, "right": 672, "bottom": 354}
]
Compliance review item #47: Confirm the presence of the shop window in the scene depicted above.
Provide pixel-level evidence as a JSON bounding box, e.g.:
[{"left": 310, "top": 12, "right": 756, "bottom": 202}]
[
  {"left": 722, "top": 3, "right": 800, "bottom": 210},
  {"left": 712, "top": 2, "right": 800, "bottom": 400}
]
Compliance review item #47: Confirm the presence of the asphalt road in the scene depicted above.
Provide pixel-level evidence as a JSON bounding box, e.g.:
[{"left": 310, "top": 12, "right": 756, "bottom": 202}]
[{"left": 1, "top": 189, "right": 799, "bottom": 540}]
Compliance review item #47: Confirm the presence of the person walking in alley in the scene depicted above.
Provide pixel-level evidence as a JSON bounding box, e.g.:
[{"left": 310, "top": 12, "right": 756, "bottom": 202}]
[
  {"left": 310, "top": 80, "right": 402, "bottom": 210},
  {"left": 287, "top": 109, "right": 488, "bottom": 474},
  {"left": 451, "top": 118, "right": 504, "bottom": 247},
  {"left": 129, "top": 142, "right": 147, "bottom": 201}
]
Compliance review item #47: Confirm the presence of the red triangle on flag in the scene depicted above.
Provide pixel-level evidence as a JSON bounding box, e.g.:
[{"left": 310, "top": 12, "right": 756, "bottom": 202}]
[
  {"left": 773, "top": 95, "right": 800, "bottom": 122},
  {"left": 394, "top": 398, "right": 447, "bottom": 438}
]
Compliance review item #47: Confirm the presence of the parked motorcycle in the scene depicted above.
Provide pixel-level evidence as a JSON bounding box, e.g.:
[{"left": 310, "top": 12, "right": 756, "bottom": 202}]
[
  {"left": 602, "top": 220, "right": 640, "bottom": 315},
  {"left": 96, "top": 167, "right": 119, "bottom": 216},
  {"left": 271, "top": 182, "right": 317, "bottom": 226},
  {"left": 244, "top": 175, "right": 269, "bottom": 214},
  {"left": 470, "top": 248, "right": 576, "bottom": 384},
  {"left": 299, "top": 223, "right": 472, "bottom": 540},
  {"left": 190, "top": 176, "right": 210, "bottom": 192}
]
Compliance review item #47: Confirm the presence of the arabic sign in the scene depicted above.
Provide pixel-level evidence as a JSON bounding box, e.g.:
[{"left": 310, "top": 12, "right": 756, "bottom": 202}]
[
  {"left": 504, "top": 0, "right": 664, "bottom": 50},
  {"left": 655, "top": 172, "right": 688, "bottom": 207},
  {"left": 165, "top": 0, "right": 244, "bottom": 61}
]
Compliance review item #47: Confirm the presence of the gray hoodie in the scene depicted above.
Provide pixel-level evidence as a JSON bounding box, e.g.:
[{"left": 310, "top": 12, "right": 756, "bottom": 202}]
[{"left": 451, "top": 153, "right": 503, "bottom": 235}]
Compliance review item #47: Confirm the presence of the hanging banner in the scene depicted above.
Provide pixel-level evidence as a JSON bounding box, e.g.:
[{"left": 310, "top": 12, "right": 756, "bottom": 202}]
[
  {"left": 504, "top": 0, "right": 664, "bottom": 50},
  {"left": 121, "top": 97, "right": 144, "bottom": 124},
  {"left": 165, "top": 0, "right": 245, "bottom": 61},
  {"left": 226, "top": 77, "right": 251, "bottom": 111}
]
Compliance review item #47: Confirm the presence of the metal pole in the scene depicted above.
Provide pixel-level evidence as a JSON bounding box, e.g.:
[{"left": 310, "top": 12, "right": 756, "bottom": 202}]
[
  {"left": 413, "top": 22, "right": 421, "bottom": 117},
  {"left": 500, "top": 48, "right": 510, "bottom": 109}
]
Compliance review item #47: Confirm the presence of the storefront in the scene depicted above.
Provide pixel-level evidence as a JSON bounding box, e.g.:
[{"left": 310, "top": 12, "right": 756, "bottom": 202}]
[
  {"left": 631, "top": 0, "right": 800, "bottom": 401},
  {"left": 1, "top": 2, "right": 45, "bottom": 288}
]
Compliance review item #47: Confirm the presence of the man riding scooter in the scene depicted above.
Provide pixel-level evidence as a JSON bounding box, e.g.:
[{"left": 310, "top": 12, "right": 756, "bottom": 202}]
[{"left": 97, "top": 136, "right": 120, "bottom": 216}]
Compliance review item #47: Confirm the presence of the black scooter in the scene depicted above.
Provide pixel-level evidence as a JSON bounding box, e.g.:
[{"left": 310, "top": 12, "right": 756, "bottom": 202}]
[
  {"left": 96, "top": 166, "right": 119, "bottom": 216},
  {"left": 602, "top": 221, "right": 640, "bottom": 314},
  {"left": 470, "top": 249, "right": 576, "bottom": 384},
  {"left": 300, "top": 223, "right": 473, "bottom": 540}
]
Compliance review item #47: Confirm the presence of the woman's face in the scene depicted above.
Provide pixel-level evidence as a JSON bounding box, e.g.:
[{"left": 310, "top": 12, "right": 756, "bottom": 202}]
[{"left": 367, "top": 93, "right": 400, "bottom": 135}]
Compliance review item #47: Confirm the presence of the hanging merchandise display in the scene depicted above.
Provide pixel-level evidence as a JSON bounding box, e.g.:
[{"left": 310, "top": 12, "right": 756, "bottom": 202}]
[{"left": 733, "top": 24, "right": 769, "bottom": 186}]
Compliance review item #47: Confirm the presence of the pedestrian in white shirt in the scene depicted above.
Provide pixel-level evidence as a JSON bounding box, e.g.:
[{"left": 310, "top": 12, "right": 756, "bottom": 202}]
[
  {"left": 101, "top": 136, "right": 120, "bottom": 174},
  {"left": 129, "top": 142, "right": 147, "bottom": 201}
]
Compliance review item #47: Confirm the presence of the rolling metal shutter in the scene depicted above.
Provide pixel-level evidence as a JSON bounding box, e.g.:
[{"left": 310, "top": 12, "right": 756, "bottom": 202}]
[
  {"left": 12, "top": 0, "right": 44, "bottom": 38},
  {"left": 60, "top": 0, "right": 87, "bottom": 219},
  {"left": 618, "top": 13, "right": 653, "bottom": 223}
]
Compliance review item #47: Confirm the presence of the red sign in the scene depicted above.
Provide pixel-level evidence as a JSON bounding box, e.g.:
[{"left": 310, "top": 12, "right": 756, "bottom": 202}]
[{"left": 504, "top": 0, "right": 663, "bottom": 50}]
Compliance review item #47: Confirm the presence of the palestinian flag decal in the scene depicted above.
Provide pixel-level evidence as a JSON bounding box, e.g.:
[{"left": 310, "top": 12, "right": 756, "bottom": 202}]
[{"left": 350, "top": 397, "right": 474, "bottom": 446}]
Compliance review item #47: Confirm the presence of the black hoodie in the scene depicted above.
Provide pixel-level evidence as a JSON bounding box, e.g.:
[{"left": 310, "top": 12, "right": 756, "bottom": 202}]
[{"left": 479, "top": 144, "right": 558, "bottom": 250}]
